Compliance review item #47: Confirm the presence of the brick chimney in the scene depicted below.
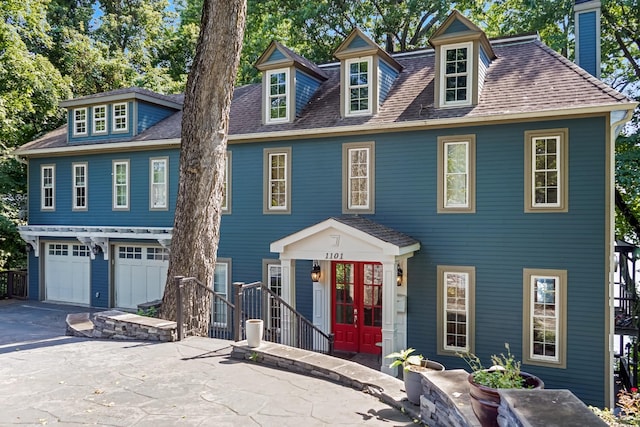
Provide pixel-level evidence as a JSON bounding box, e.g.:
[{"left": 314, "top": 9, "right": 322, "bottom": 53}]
[{"left": 574, "top": 0, "right": 601, "bottom": 78}]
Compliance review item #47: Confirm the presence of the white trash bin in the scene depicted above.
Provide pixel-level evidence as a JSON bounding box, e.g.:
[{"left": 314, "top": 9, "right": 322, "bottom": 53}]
[{"left": 245, "top": 319, "right": 264, "bottom": 348}]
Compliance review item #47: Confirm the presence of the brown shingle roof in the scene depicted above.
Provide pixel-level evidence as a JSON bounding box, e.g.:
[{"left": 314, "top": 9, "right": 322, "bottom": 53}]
[{"left": 16, "top": 37, "right": 634, "bottom": 154}]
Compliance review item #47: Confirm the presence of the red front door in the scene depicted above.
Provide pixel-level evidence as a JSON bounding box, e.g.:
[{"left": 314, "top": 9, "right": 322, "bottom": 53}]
[{"left": 332, "top": 262, "right": 383, "bottom": 354}]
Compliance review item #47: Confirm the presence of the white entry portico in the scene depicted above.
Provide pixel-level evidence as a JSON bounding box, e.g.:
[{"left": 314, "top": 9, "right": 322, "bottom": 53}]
[{"left": 270, "top": 216, "right": 420, "bottom": 373}]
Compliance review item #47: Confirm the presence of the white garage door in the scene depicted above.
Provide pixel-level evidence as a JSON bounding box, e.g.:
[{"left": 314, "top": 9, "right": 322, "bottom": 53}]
[
  {"left": 115, "top": 245, "right": 169, "bottom": 310},
  {"left": 44, "top": 242, "right": 91, "bottom": 305}
]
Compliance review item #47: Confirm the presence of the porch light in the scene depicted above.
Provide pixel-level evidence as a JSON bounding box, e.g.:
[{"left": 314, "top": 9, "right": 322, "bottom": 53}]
[
  {"left": 311, "top": 261, "right": 321, "bottom": 282},
  {"left": 397, "top": 265, "right": 403, "bottom": 286},
  {"left": 92, "top": 244, "right": 102, "bottom": 255}
]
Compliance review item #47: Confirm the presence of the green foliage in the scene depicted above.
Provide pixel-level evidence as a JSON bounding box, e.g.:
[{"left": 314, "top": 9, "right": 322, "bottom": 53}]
[
  {"left": 385, "top": 347, "right": 424, "bottom": 371},
  {"left": 136, "top": 306, "right": 158, "bottom": 317},
  {"left": 459, "top": 343, "right": 526, "bottom": 389},
  {"left": 592, "top": 388, "right": 640, "bottom": 426},
  {"left": 616, "top": 134, "right": 640, "bottom": 243}
]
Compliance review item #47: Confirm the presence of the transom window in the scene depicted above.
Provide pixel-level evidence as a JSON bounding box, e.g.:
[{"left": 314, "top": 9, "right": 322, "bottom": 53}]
[
  {"left": 72, "top": 245, "right": 90, "bottom": 257},
  {"left": 266, "top": 68, "right": 289, "bottom": 123},
  {"left": 437, "top": 265, "right": 475, "bottom": 355},
  {"left": 113, "top": 160, "right": 129, "bottom": 210},
  {"left": 73, "top": 163, "right": 87, "bottom": 210},
  {"left": 150, "top": 158, "right": 168, "bottom": 210},
  {"left": 41, "top": 165, "right": 55, "bottom": 210},
  {"left": 438, "top": 135, "right": 476, "bottom": 213},
  {"left": 263, "top": 148, "right": 291, "bottom": 214},
  {"left": 119, "top": 246, "right": 142, "bottom": 260},
  {"left": 93, "top": 105, "right": 107, "bottom": 134},
  {"left": 113, "top": 103, "right": 128, "bottom": 131},
  {"left": 523, "top": 268, "right": 566, "bottom": 368},
  {"left": 49, "top": 243, "right": 68, "bottom": 256},
  {"left": 147, "top": 247, "right": 169, "bottom": 261},
  {"left": 342, "top": 142, "right": 375, "bottom": 214},
  {"left": 440, "top": 42, "right": 472, "bottom": 107},
  {"left": 346, "top": 57, "right": 372, "bottom": 116},
  {"left": 73, "top": 108, "right": 87, "bottom": 136},
  {"left": 524, "top": 129, "right": 568, "bottom": 213}
]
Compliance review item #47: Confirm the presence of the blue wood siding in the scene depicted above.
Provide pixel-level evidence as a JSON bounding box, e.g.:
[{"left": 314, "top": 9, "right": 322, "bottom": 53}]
[
  {"left": 137, "top": 101, "right": 176, "bottom": 134},
  {"left": 294, "top": 70, "right": 321, "bottom": 116},
  {"left": 266, "top": 48, "right": 286, "bottom": 62},
  {"left": 443, "top": 18, "right": 469, "bottom": 34},
  {"left": 28, "top": 148, "right": 178, "bottom": 227},
  {"left": 379, "top": 60, "right": 398, "bottom": 103},
  {"left": 217, "top": 116, "right": 608, "bottom": 406},
  {"left": 346, "top": 35, "right": 369, "bottom": 50},
  {"left": 577, "top": 11, "right": 598, "bottom": 76},
  {"left": 68, "top": 102, "right": 134, "bottom": 144},
  {"left": 91, "top": 256, "right": 109, "bottom": 307},
  {"left": 27, "top": 251, "right": 39, "bottom": 300}
]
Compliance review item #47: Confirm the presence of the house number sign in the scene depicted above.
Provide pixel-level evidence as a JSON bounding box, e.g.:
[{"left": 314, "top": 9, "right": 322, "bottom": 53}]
[{"left": 325, "top": 252, "right": 344, "bottom": 259}]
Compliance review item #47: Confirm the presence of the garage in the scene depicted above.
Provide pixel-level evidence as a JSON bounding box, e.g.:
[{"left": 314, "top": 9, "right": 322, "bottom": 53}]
[
  {"left": 44, "top": 242, "right": 91, "bottom": 305},
  {"left": 114, "top": 245, "right": 169, "bottom": 309}
]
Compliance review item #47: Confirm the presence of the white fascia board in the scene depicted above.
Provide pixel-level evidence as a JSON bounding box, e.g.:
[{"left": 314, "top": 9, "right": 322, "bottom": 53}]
[{"left": 19, "top": 225, "right": 173, "bottom": 241}]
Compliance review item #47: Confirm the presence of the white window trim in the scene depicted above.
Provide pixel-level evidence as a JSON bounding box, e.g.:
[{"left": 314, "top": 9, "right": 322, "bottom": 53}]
[
  {"left": 522, "top": 268, "right": 567, "bottom": 368},
  {"left": 149, "top": 157, "right": 168, "bottom": 210},
  {"left": 444, "top": 141, "right": 469, "bottom": 208},
  {"left": 112, "top": 102, "right": 128, "bottom": 132},
  {"left": 264, "top": 261, "right": 282, "bottom": 332},
  {"left": 524, "top": 129, "right": 568, "bottom": 213},
  {"left": 531, "top": 136, "right": 561, "bottom": 208},
  {"left": 345, "top": 56, "right": 373, "bottom": 117},
  {"left": 72, "top": 162, "right": 88, "bottom": 211},
  {"left": 263, "top": 147, "right": 291, "bottom": 214},
  {"left": 92, "top": 105, "right": 107, "bottom": 135},
  {"left": 436, "top": 265, "right": 475, "bottom": 356},
  {"left": 265, "top": 68, "right": 291, "bottom": 124},
  {"left": 73, "top": 108, "right": 87, "bottom": 136},
  {"left": 41, "top": 165, "right": 55, "bottom": 211},
  {"left": 439, "top": 41, "right": 473, "bottom": 108},
  {"left": 342, "top": 142, "right": 375, "bottom": 214},
  {"left": 212, "top": 259, "right": 231, "bottom": 328},
  {"left": 112, "top": 160, "right": 130, "bottom": 210}
]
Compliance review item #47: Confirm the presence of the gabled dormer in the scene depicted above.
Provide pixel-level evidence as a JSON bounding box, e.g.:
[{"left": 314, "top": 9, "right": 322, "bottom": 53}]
[
  {"left": 255, "top": 41, "right": 328, "bottom": 125},
  {"left": 429, "top": 10, "right": 496, "bottom": 109},
  {"left": 59, "top": 88, "right": 182, "bottom": 144},
  {"left": 334, "top": 29, "right": 402, "bottom": 118}
]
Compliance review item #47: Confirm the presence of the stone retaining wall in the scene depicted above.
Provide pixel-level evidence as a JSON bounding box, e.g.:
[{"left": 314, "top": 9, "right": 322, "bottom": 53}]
[{"left": 91, "top": 310, "right": 177, "bottom": 342}]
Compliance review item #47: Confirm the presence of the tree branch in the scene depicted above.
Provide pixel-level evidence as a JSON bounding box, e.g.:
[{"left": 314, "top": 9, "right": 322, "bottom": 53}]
[{"left": 616, "top": 187, "right": 640, "bottom": 239}]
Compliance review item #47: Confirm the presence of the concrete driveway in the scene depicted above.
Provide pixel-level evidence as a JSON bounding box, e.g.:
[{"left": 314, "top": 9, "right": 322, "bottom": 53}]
[{"left": 0, "top": 301, "right": 413, "bottom": 426}]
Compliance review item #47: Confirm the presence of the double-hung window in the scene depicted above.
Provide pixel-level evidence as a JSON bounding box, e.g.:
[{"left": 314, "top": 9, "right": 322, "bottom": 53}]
[
  {"left": 265, "top": 68, "right": 290, "bottom": 123},
  {"left": 437, "top": 135, "right": 476, "bottom": 213},
  {"left": 345, "top": 57, "right": 372, "bottom": 116},
  {"left": 524, "top": 129, "right": 568, "bottom": 212},
  {"left": 93, "top": 105, "right": 107, "bottom": 134},
  {"left": 150, "top": 158, "right": 168, "bottom": 210},
  {"left": 437, "top": 266, "right": 475, "bottom": 355},
  {"left": 264, "top": 148, "right": 291, "bottom": 214},
  {"left": 41, "top": 165, "right": 55, "bottom": 210},
  {"left": 113, "top": 160, "right": 129, "bottom": 210},
  {"left": 73, "top": 108, "right": 87, "bottom": 136},
  {"left": 113, "top": 103, "right": 128, "bottom": 132},
  {"left": 523, "top": 268, "right": 566, "bottom": 368},
  {"left": 72, "top": 163, "right": 87, "bottom": 210},
  {"left": 440, "top": 42, "right": 473, "bottom": 107},
  {"left": 212, "top": 260, "right": 231, "bottom": 327},
  {"left": 342, "top": 142, "right": 375, "bottom": 213}
]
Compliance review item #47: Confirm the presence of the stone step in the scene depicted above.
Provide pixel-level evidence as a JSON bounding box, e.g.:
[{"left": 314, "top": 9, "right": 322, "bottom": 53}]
[{"left": 65, "top": 312, "right": 94, "bottom": 338}]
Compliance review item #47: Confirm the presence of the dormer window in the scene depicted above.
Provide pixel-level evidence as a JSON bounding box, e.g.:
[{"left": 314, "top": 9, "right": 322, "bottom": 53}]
[
  {"left": 73, "top": 108, "right": 87, "bottom": 136},
  {"left": 113, "top": 103, "right": 128, "bottom": 132},
  {"left": 442, "top": 42, "right": 473, "bottom": 106},
  {"left": 346, "top": 57, "right": 372, "bottom": 116},
  {"left": 266, "top": 68, "right": 290, "bottom": 123},
  {"left": 93, "top": 105, "right": 107, "bottom": 134}
]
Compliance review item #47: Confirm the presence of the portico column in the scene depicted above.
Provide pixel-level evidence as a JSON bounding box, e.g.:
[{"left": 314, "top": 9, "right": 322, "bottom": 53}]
[
  {"left": 280, "top": 258, "right": 294, "bottom": 346},
  {"left": 381, "top": 260, "right": 396, "bottom": 374}
]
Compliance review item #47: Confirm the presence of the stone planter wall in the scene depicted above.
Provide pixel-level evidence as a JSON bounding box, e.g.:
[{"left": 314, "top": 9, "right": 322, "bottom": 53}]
[
  {"left": 420, "top": 369, "right": 606, "bottom": 427},
  {"left": 91, "top": 310, "right": 177, "bottom": 342}
]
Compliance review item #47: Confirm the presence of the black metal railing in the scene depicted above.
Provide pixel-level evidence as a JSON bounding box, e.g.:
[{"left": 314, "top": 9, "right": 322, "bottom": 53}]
[
  {"left": 0, "top": 269, "right": 28, "bottom": 299},
  {"left": 175, "top": 276, "right": 334, "bottom": 355}
]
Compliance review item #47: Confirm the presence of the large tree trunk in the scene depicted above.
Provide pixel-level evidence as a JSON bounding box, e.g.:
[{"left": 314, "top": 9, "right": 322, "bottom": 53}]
[{"left": 160, "top": 0, "right": 246, "bottom": 336}]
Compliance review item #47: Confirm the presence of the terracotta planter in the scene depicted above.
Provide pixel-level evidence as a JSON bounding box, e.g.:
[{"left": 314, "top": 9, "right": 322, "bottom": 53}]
[
  {"left": 403, "top": 360, "right": 445, "bottom": 405},
  {"left": 467, "top": 371, "right": 544, "bottom": 427}
]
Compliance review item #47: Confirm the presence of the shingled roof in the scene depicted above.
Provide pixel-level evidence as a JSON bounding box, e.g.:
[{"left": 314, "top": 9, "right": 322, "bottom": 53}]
[{"left": 16, "top": 35, "right": 634, "bottom": 154}]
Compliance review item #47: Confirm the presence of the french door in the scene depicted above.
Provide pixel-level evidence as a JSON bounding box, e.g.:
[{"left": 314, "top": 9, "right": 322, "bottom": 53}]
[{"left": 332, "top": 261, "right": 383, "bottom": 354}]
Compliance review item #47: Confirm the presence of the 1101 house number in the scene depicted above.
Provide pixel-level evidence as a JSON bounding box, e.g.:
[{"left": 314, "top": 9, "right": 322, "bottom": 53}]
[{"left": 325, "top": 252, "right": 344, "bottom": 259}]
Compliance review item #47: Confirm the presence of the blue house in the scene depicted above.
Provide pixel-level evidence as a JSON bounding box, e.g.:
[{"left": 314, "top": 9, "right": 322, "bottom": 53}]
[{"left": 15, "top": 5, "right": 637, "bottom": 407}]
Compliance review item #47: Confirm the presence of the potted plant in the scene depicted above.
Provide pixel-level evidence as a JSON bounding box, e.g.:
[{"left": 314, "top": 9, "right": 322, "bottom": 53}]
[
  {"left": 459, "top": 343, "right": 544, "bottom": 427},
  {"left": 386, "top": 348, "right": 444, "bottom": 405}
]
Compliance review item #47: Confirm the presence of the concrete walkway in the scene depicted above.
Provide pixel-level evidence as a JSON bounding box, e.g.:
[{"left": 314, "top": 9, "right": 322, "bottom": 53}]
[{"left": 0, "top": 301, "right": 415, "bottom": 426}]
